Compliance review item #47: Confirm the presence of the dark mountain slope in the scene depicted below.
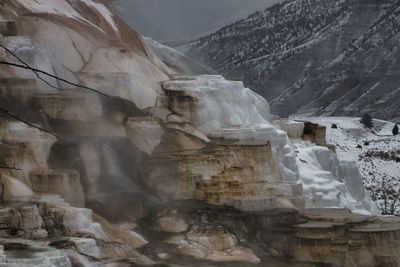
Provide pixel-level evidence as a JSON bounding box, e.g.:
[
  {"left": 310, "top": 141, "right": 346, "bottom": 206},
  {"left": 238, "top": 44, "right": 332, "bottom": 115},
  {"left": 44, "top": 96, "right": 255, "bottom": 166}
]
[{"left": 185, "top": 0, "right": 400, "bottom": 121}]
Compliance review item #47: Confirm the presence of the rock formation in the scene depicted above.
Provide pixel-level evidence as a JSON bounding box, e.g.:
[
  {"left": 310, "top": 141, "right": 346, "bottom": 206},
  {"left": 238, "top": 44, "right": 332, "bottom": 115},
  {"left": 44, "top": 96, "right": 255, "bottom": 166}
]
[{"left": 0, "top": 0, "right": 399, "bottom": 266}]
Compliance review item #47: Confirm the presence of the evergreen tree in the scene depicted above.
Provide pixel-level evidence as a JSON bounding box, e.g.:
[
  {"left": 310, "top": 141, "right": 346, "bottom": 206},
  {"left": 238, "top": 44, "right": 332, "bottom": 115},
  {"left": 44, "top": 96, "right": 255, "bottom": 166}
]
[
  {"left": 360, "top": 114, "right": 373, "bottom": 129},
  {"left": 393, "top": 124, "right": 399, "bottom": 136}
]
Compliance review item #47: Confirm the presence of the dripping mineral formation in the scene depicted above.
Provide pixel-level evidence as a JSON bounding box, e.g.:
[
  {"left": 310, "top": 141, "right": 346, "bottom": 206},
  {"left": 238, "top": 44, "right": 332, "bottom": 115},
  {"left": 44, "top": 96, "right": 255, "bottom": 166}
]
[{"left": 0, "top": 1, "right": 399, "bottom": 266}]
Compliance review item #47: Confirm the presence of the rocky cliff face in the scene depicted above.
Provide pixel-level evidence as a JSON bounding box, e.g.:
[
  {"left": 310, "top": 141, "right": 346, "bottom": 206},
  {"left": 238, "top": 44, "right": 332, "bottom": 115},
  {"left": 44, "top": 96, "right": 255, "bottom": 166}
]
[
  {"left": 0, "top": 1, "right": 399, "bottom": 266},
  {"left": 184, "top": 0, "right": 400, "bottom": 122}
]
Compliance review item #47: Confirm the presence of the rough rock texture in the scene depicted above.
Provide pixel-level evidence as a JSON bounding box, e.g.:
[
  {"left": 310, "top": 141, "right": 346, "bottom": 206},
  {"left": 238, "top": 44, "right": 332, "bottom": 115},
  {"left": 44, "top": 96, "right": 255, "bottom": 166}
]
[
  {"left": 168, "top": 225, "right": 261, "bottom": 264},
  {"left": 0, "top": 242, "right": 71, "bottom": 267},
  {"left": 0, "top": 1, "right": 399, "bottom": 266},
  {"left": 152, "top": 213, "right": 189, "bottom": 233},
  {"left": 0, "top": 78, "right": 37, "bottom": 103},
  {"left": 1, "top": 0, "right": 169, "bottom": 109},
  {"left": 30, "top": 169, "right": 85, "bottom": 207},
  {"left": 148, "top": 141, "right": 303, "bottom": 211},
  {"left": 0, "top": 20, "right": 17, "bottom": 36},
  {"left": 294, "top": 209, "right": 400, "bottom": 267},
  {"left": 301, "top": 122, "right": 328, "bottom": 147}
]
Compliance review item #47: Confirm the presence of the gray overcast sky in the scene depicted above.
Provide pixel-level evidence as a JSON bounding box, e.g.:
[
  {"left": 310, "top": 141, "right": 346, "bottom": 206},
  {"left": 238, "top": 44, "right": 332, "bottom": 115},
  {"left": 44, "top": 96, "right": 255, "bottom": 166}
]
[{"left": 120, "top": 0, "right": 283, "bottom": 42}]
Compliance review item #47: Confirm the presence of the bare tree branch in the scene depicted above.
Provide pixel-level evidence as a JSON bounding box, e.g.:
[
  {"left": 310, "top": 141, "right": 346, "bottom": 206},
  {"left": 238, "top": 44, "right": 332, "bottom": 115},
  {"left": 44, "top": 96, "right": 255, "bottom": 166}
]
[
  {"left": 0, "top": 165, "right": 21, "bottom": 171},
  {"left": 0, "top": 107, "right": 67, "bottom": 142},
  {"left": 0, "top": 43, "right": 63, "bottom": 91},
  {"left": 0, "top": 43, "right": 111, "bottom": 98},
  {"left": 0, "top": 43, "right": 144, "bottom": 110},
  {"left": 0, "top": 60, "right": 111, "bottom": 98}
]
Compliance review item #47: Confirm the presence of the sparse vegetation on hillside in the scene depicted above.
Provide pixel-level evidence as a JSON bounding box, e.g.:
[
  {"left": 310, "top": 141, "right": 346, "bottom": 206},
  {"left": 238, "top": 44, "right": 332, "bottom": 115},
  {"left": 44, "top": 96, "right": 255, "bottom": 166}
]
[
  {"left": 393, "top": 124, "right": 399, "bottom": 136},
  {"left": 360, "top": 114, "right": 374, "bottom": 129},
  {"left": 185, "top": 0, "right": 400, "bottom": 121}
]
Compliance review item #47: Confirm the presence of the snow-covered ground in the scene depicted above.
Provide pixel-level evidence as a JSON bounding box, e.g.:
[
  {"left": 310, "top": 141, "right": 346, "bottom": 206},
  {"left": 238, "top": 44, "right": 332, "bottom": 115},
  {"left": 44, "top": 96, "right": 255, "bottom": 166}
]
[{"left": 298, "top": 117, "right": 400, "bottom": 215}]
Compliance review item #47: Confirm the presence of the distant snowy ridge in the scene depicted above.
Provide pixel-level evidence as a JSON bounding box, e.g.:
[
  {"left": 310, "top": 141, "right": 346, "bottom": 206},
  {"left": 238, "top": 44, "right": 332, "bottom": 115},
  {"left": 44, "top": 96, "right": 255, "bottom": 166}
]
[{"left": 185, "top": 0, "right": 400, "bottom": 122}]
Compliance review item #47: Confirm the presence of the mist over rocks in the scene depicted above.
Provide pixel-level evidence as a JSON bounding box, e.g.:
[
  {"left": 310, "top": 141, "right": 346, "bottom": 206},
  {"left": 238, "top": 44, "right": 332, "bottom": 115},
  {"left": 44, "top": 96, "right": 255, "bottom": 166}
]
[{"left": 0, "top": 0, "right": 399, "bottom": 266}]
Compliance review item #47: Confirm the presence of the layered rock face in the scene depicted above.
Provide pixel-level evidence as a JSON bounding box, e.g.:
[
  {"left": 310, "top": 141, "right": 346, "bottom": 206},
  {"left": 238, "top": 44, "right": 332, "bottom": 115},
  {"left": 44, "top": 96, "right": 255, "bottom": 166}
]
[{"left": 0, "top": 0, "right": 399, "bottom": 266}]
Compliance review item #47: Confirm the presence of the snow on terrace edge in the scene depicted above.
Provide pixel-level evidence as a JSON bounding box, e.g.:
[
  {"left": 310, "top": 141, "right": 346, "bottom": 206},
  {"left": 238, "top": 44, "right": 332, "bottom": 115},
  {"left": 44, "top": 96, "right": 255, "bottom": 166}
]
[{"left": 299, "top": 117, "right": 400, "bottom": 215}]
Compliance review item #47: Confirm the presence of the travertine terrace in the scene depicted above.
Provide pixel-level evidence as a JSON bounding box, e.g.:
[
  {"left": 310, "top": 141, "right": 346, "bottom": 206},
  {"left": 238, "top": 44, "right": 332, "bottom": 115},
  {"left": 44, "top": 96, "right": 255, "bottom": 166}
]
[{"left": 0, "top": 1, "right": 399, "bottom": 266}]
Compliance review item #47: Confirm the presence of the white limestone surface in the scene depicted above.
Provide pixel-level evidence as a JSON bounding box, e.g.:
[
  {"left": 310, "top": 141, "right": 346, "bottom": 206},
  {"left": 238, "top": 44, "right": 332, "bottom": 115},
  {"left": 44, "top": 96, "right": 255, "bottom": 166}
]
[
  {"left": 164, "top": 76, "right": 301, "bottom": 195},
  {"left": 164, "top": 75, "right": 272, "bottom": 136},
  {"left": 295, "top": 141, "right": 377, "bottom": 214}
]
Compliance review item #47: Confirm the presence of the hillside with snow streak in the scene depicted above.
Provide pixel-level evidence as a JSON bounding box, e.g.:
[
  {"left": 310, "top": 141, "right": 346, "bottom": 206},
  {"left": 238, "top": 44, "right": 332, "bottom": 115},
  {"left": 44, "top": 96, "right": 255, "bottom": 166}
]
[
  {"left": 184, "top": 0, "right": 400, "bottom": 122},
  {"left": 302, "top": 117, "right": 400, "bottom": 215}
]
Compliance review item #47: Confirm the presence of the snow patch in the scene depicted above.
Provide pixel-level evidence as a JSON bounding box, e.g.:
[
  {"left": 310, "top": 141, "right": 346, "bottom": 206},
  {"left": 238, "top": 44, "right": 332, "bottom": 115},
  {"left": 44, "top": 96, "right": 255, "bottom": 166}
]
[{"left": 298, "top": 117, "right": 399, "bottom": 215}]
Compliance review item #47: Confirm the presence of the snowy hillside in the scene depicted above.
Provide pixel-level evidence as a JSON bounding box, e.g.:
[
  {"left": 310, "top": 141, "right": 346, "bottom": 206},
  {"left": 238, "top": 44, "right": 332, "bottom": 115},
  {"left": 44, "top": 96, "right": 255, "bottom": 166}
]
[
  {"left": 301, "top": 117, "right": 400, "bottom": 215},
  {"left": 185, "top": 0, "right": 400, "bottom": 122}
]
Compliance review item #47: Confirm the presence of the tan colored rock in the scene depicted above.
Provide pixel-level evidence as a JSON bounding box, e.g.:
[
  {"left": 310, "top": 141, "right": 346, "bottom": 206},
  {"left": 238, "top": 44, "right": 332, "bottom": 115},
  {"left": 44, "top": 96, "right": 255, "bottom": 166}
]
[
  {"left": 177, "top": 241, "right": 210, "bottom": 259},
  {"left": 301, "top": 121, "right": 327, "bottom": 146},
  {"left": 11, "top": 205, "right": 44, "bottom": 230},
  {"left": 157, "top": 252, "right": 170, "bottom": 259},
  {"left": 125, "top": 117, "right": 163, "bottom": 155},
  {"left": 0, "top": 20, "right": 17, "bottom": 36},
  {"left": 93, "top": 214, "right": 148, "bottom": 249},
  {"left": 0, "top": 204, "right": 47, "bottom": 239},
  {"left": 0, "top": 120, "right": 57, "bottom": 168},
  {"left": 166, "top": 122, "right": 210, "bottom": 143},
  {"left": 30, "top": 169, "right": 85, "bottom": 207},
  {"left": 43, "top": 204, "right": 109, "bottom": 240},
  {"left": 0, "top": 78, "right": 37, "bottom": 102},
  {"left": 153, "top": 128, "right": 206, "bottom": 154},
  {"left": 154, "top": 214, "right": 189, "bottom": 233},
  {"left": 0, "top": 242, "right": 71, "bottom": 267},
  {"left": 34, "top": 92, "right": 103, "bottom": 122},
  {"left": 186, "top": 225, "right": 238, "bottom": 251},
  {"left": 164, "top": 234, "right": 186, "bottom": 245},
  {"left": 149, "top": 142, "right": 303, "bottom": 211},
  {"left": 67, "top": 237, "right": 101, "bottom": 258},
  {"left": 171, "top": 225, "right": 260, "bottom": 264},
  {"left": 2, "top": 175, "right": 34, "bottom": 201},
  {"left": 207, "top": 247, "right": 261, "bottom": 264},
  {"left": 292, "top": 209, "right": 400, "bottom": 267},
  {"left": 0, "top": 142, "right": 39, "bottom": 185}
]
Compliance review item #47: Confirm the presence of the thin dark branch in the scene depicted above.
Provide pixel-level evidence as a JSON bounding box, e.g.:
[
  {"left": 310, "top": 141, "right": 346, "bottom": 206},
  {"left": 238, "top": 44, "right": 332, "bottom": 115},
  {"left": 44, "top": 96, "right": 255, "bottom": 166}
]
[
  {"left": 0, "top": 107, "right": 67, "bottom": 142},
  {"left": 0, "top": 43, "right": 63, "bottom": 91},
  {"left": 0, "top": 44, "right": 146, "bottom": 111},
  {"left": 0, "top": 42, "right": 111, "bottom": 98},
  {"left": 0, "top": 61, "right": 111, "bottom": 98},
  {"left": 0, "top": 165, "right": 22, "bottom": 171}
]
